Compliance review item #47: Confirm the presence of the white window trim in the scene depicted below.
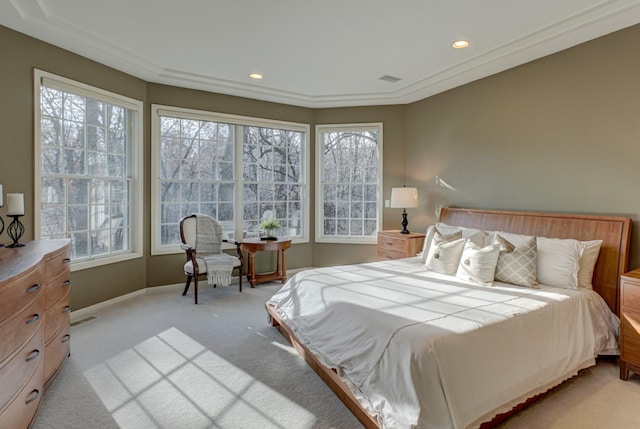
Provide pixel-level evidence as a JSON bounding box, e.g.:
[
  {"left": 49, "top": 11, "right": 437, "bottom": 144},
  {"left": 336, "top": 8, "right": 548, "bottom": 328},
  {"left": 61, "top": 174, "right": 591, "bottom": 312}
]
[
  {"left": 151, "top": 104, "right": 310, "bottom": 255},
  {"left": 34, "top": 69, "right": 144, "bottom": 271},
  {"left": 315, "top": 123, "right": 383, "bottom": 244}
]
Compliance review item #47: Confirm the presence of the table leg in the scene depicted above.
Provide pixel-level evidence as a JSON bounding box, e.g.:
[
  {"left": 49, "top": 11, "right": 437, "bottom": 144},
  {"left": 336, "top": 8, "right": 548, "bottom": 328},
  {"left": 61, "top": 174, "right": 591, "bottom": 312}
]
[
  {"left": 249, "top": 251, "right": 257, "bottom": 287},
  {"left": 281, "top": 249, "right": 287, "bottom": 283},
  {"left": 276, "top": 249, "right": 282, "bottom": 276}
]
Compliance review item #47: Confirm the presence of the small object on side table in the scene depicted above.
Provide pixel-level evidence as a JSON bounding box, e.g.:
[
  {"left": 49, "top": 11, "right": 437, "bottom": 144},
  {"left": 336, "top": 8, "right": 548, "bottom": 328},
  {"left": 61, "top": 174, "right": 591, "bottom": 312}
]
[{"left": 620, "top": 268, "right": 640, "bottom": 380}]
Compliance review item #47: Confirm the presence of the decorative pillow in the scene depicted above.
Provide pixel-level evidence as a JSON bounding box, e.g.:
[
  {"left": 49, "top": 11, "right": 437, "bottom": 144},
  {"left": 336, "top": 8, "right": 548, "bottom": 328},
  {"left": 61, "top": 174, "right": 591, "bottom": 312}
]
[
  {"left": 577, "top": 240, "right": 603, "bottom": 289},
  {"left": 455, "top": 242, "right": 501, "bottom": 286},
  {"left": 494, "top": 234, "right": 515, "bottom": 253},
  {"left": 425, "top": 231, "right": 467, "bottom": 275},
  {"left": 437, "top": 223, "right": 490, "bottom": 247},
  {"left": 419, "top": 226, "right": 463, "bottom": 264},
  {"left": 536, "top": 237, "right": 583, "bottom": 289},
  {"left": 494, "top": 234, "right": 538, "bottom": 288}
]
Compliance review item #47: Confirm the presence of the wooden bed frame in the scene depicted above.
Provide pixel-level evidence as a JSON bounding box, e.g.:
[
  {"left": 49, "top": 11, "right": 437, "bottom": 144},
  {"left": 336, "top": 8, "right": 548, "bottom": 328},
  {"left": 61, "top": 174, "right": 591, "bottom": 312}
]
[{"left": 266, "top": 208, "right": 632, "bottom": 428}]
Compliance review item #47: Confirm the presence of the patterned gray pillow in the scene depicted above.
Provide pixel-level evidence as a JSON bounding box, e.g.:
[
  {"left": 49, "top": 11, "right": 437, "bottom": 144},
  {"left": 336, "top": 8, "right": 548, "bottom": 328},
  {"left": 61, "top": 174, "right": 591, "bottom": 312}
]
[{"left": 494, "top": 234, "right": 538, "bottom": 288}]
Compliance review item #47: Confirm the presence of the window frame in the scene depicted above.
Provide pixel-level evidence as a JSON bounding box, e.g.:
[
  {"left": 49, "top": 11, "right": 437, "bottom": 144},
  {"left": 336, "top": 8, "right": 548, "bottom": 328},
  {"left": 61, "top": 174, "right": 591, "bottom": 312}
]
[
  {"left": 34, "top": 69, "right": 144, "bottom": 270},
  {"left": 151, "top": 104, "right": 310, "bottom": 255},
  {"left": 315, "top": 123, "right": 383, "bottom": 244}
]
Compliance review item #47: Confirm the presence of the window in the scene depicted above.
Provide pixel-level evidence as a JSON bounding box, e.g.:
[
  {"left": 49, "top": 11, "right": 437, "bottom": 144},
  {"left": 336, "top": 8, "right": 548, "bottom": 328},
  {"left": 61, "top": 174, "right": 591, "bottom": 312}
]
[
  {"left": 316, "top": 124, "right": 383, "bottom": 244},
  {"left": 35, "top": 70, "right": 144, "bottom": 269},
  {"left": 151, "top": 105, "right": 309, "bottom": 254}
]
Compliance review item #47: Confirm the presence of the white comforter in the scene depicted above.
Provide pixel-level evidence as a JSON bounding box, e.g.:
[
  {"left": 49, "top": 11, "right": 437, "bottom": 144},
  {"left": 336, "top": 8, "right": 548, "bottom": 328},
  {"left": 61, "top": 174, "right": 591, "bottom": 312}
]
[{"left": 267, "top": 257, "right": 619, "bottom": 429}]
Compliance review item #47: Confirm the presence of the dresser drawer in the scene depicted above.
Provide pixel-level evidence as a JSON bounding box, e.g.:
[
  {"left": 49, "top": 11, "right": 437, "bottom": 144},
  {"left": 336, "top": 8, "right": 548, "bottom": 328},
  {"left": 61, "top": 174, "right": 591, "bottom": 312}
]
[
  {"left": 44, "top": 246, "right": 72, "bottom": 281},
  {"left": 378, "top": 234, "right": 410, "bottom": 252},
  {"left": 0, "top": 359, "right": 43, "bottom": 429},
  {"left": 377, "top": 247, "right": 407, "bottom": 261},
  {"left": 45, "top": 288, "right": 71, "bottom": 344},
  {"left": 0, "top": 293, "right": 44, "bottom": 365},
  {"left": 621, "top": 309, "right": 640, "bottom": 359},
  {"left": 45, "top": 269, "right": 71, "bottom": 309},
  {"left": 622, "top": 279, "right": 640, "bottom": 309},
  {"left": 0, "top": 330, "right": 44, "bottom": 411},
  {"left": 45, "top": 326, "right": 70, "bottom": 384},
  {"left": 0, "top": 266, "right": 43, "bottom": 326}
]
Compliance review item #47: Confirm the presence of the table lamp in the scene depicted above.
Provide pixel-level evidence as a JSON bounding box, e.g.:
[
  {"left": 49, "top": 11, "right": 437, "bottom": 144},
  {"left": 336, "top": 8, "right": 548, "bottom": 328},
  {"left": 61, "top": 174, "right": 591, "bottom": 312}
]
[{"left": 390, "top": 186, "right": 419, "bottom": 234}]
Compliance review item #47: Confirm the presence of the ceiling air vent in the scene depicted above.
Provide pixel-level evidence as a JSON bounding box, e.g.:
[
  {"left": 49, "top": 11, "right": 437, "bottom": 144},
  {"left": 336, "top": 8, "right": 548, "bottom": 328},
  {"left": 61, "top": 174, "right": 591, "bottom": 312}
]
[{"left": 379, "top": 75, "right": 402, "bottom": 83}]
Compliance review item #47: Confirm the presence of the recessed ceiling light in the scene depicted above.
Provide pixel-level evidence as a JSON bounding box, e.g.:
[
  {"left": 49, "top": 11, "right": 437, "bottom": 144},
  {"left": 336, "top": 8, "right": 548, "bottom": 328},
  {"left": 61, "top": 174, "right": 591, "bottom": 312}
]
[
  {"left": 452, "top": 40, "right": 469, "bottom": 49},
  {"left": 249, "top": 72, "right": 263, "bottom": 80}
]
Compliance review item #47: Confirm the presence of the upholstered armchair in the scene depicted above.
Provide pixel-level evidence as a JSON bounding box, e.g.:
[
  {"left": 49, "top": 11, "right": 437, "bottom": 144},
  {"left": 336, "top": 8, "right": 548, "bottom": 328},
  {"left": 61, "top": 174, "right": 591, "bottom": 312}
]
[{"left": 179, "top": 214, "right": 243, "bottom": 304}]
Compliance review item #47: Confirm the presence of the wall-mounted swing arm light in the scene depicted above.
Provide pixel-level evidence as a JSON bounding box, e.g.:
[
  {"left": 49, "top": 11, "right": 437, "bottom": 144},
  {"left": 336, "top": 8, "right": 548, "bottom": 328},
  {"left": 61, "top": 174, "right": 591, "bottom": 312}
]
[{"left": 390, "top": 186, "right": 419, "bottom": 234}]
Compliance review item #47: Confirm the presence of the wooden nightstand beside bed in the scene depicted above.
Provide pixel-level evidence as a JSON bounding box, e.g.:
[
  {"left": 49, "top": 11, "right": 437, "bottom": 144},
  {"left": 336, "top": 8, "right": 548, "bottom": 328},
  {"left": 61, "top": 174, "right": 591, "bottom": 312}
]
[{"left": 620, "top": 268, "right": 640, "bottom": 380}]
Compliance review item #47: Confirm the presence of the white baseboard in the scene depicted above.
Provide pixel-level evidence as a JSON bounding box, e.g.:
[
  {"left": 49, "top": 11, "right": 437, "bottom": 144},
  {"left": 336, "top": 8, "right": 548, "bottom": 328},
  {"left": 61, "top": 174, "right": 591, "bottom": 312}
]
[{"left": 71, "top": 268, "right": 314, "bottom": 323}]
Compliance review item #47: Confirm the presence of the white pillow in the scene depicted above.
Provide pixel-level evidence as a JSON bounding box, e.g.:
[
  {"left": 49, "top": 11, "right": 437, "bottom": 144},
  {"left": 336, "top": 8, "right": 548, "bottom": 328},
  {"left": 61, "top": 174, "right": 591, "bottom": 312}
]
[
  {"left": 419, "top": 225, "right": 462, "bottom": 264},
  {"left": 577, "top": 240, "right": 603, "bottom": 289},
  {"left": 493, "top": 234, "right": 538, "bottom": 288},
  {"left": 536, "top": 237, "right": 584, "bottom": 289},
  {"left": 425, "top": 231, "right": 467, "bottom": 275},
  {"left": 456, "top": 242, "right": 501, "bottom": 286}
]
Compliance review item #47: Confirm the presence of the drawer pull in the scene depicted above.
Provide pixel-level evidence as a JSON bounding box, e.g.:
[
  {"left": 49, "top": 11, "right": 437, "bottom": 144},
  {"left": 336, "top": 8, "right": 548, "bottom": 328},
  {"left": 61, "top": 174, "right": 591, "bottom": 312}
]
[
  {"left": 25, "top": 389, "right": 40, "bottom": 405},
  {"left": 386, "top": 242, "right": 393, "bottom": 246},
  {"left": 26, "top": 349, "right": 40, "bottom": 362},
  {"left": 26, "top": 283, "right": 41, "bottom": 293},
  {"left": 386, "top": 255, "right": 393, "bottom": 259},
  {"left": 62, "top": 334, "right": 71, "bottom": 343},
  {"left": 26, "top": 314, "right": 41, "bottom": 325},
  {"left": 63, "top": 258, "right": 71, "bottom": 264},
  {"left": 62, "top": 305, "right": 72, "bottom": 313},
  {"left": 63, "top": 280, "right": 72, "bottom": 287}
]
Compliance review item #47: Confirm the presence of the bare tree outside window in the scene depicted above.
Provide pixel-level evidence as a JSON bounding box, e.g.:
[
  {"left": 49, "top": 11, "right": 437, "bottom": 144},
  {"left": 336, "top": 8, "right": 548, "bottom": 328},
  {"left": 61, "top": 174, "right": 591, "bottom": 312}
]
[
  {"left": 154, "top": 108, "right": 307, "bottom": 252},
  {"left": 317, "top": 124, "right": 382, "bottom": 242},
  {"left": 39, "top": 84, "right": 136, "bottom": 261},
  {"left": 158, "top": 117, "right": 235, "bottom": 243}
]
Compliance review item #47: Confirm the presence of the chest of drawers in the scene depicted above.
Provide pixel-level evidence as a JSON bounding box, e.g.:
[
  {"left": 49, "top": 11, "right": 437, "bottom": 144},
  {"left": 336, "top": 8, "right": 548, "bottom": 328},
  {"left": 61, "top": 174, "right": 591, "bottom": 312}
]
[
  {"left": 377, "top": 230, "right": 426, "bottom": 261},
  {"left": 0, "top": 240, "right": 71, "bottom": 428}
]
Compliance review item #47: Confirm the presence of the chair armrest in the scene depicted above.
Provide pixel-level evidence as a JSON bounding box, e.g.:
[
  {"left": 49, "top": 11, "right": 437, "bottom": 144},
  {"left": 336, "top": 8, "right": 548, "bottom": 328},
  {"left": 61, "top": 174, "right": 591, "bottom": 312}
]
[
  {"left": 223, "top": 239, "right": 244, "bottom": 266},
  {"left": 181, "top": 244, "right": 197, "bottom": 260}
]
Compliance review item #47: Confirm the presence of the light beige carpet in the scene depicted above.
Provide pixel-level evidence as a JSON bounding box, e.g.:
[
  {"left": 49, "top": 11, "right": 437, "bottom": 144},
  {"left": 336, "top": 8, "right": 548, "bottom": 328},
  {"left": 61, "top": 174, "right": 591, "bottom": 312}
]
[{"left": 34, "top": 282, "right": 640, "bottom": 428}]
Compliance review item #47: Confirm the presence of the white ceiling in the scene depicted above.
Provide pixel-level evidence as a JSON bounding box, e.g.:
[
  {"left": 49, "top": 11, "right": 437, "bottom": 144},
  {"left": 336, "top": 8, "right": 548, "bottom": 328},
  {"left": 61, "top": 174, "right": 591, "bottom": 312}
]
[{"left": 2, "top": 0, "right": 640, "bottom": 108}]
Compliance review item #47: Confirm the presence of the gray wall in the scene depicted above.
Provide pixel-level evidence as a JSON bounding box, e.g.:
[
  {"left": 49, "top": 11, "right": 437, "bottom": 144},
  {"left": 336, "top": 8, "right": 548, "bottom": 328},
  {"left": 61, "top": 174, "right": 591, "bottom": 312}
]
[{"left": 405, "top": 24, "right": 640, "bottom": 270}]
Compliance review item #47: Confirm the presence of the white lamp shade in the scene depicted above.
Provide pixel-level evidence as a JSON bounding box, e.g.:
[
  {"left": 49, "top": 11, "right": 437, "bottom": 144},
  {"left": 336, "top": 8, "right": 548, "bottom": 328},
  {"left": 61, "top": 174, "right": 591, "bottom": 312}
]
[{"left": 390, "top": 187, "right": 418, "bottom": 208}]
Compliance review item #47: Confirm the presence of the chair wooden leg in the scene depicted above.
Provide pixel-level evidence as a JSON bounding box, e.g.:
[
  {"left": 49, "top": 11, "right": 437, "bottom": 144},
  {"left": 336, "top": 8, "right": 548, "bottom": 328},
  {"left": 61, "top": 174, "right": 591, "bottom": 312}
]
[
  {"left": 194, "top": 276, "right": 199, "bottom": 304},
  {"left": 182, "top": 276, "right": 192, "bottom": 296},
  {"left": 238, "top": 266, "right": 242, "bottom": 292}
]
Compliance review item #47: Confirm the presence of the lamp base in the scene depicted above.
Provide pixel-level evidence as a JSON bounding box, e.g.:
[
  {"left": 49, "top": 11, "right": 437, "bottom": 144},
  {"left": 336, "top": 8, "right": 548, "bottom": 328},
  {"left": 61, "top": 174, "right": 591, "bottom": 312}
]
[{"left": 400, "top": 210, "right": 410, "bottom": 234}]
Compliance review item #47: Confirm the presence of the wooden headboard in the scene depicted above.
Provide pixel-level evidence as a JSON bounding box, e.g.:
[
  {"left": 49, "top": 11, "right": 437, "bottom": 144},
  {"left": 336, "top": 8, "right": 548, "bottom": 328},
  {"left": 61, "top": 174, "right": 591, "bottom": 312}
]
[{"left": 439, "top": 208, "right": 632, "bottom": 315}]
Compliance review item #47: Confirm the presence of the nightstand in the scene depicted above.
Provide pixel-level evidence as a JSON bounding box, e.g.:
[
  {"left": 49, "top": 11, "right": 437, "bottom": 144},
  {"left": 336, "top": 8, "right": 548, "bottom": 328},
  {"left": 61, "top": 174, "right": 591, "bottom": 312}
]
[
  {"left": 377, "top": 230, "right": 426, "bottom": 261},
  {"left": 620, "top": 268, "right": 640, "bottom": 380}
]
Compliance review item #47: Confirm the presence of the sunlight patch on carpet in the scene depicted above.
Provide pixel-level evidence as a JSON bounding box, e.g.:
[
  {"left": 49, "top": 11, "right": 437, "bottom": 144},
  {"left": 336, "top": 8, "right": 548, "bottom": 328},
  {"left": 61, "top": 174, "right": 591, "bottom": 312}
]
[{"left": 83, "top": 327, "right": 315, "bottom": 429}]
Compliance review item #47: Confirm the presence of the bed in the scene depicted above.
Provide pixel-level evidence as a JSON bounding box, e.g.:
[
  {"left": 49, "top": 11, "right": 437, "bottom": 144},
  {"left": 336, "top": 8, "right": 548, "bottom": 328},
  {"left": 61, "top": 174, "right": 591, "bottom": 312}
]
[{"left": 265, "top": 208, "right": 632, "bottom": 429}]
